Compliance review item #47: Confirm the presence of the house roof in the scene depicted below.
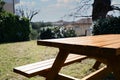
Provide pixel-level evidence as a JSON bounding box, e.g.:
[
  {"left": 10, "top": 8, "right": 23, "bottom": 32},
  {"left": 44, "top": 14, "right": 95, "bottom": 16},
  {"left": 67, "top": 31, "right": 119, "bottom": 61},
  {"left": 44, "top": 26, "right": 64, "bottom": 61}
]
[
  {"left": 76, "top": 18, "right": 92, "bottom": 24},
  {"left": 65, "top": 18, "right": 92, "bottom": 28},
  {"left": 52, "top": 18, "right": 92, "bottom": 26}
]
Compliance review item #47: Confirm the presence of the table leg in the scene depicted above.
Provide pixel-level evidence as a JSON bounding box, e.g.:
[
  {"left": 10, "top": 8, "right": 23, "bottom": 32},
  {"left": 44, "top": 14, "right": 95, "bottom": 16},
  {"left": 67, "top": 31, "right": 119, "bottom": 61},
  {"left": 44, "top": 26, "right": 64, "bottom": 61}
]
[
  {"left": 107, "top": 56, "right": 120, "bottom": 80},
  {"left": 92, "top": 61, "right": 101, "bottom": 70},
  {"left": 107, "top": 65, "right": 120, "bottom": 80},
  {"left": 46, "top": 48, "right": 69, "bottom": 80},
  {"left": 113, "top": 70, "right": 120, "bottom": 80}
]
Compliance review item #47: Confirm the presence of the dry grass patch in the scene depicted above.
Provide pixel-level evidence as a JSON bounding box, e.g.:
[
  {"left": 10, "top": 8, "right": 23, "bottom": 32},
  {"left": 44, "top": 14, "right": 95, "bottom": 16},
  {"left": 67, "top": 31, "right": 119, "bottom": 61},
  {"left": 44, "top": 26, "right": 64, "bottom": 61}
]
[{"left": 0, "top": 41, "right": 97, "bottom": 80}]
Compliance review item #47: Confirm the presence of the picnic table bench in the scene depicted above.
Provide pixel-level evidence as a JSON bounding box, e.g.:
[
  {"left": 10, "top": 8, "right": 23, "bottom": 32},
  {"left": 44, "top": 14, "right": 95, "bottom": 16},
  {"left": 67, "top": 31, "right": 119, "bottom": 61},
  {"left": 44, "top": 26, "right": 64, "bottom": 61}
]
[
  {"left": 14, "top": 54, "right": 87, "bottom": 78},
  {"left": 14, "top": 34, "right": 120, "bottom": 80}
]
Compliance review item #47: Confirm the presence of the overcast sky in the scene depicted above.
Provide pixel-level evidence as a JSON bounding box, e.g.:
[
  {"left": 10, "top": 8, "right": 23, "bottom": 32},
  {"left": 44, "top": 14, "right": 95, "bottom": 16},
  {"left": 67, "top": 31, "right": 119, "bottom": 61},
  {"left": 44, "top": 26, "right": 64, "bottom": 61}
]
[{"left": 15, "top": 0, "right": 120, "bottom": 22}]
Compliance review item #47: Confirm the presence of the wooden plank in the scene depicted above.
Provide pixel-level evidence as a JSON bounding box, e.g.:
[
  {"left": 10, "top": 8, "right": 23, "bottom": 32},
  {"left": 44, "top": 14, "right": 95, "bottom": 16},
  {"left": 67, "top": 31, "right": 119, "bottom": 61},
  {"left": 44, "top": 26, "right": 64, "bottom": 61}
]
[
  {"left": 81, "top": 66, "right": 110, "bottom": 80},
  {"left": 37, "top": 35, "right": 120, "bottom": 56},
  {"left": 64, "top": 54, "right": 87, "bottom": 65},
  {"left": 37, "top": 35, "right": 120, "bottom": 49},
  {"left": 36, "top": 34, "right": 120, "bottom": 79},
  {"left": 103, "top": 42, "right": 120, "bottom": 50},
  {"left": 14, "top": 54, "right": 87, "bottom": 78},
  {"left": 46, "top": 49, "right": 69, "bottom": 80},
  {"left": 38, "top": 34, "right": 119, "bottom": 44},
  {"left": 106, "top": 56, "right": 120, "bottom": 80},
  {"left": 92, "top": 61, "right": 101, "bottom": 70},
  {"left": 91, "top": 39, "right": 120, "bottom": 47},
  {"left": 15, "top": 54, "right": 86, "bottom": 72},
  {"left": 15, "top": 59, "right": 55, "bottom": 72},
  {"left": 56, "top": 73, "right": 80, "bottom": 80}
]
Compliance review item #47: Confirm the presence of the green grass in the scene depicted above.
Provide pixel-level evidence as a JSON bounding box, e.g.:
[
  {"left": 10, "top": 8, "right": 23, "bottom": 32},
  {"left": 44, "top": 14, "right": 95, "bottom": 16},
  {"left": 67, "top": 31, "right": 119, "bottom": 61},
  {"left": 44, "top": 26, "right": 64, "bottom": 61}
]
[{"left": 0, "top": 41, "right": 97, "bottom": 80}]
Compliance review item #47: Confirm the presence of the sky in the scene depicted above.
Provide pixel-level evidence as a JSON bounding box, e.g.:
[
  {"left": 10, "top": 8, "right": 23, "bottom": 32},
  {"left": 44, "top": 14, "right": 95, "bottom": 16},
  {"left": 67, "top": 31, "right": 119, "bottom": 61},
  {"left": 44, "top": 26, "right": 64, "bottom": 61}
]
[{"left": 15, "top": 0, "right": 120, "bottom": 22}]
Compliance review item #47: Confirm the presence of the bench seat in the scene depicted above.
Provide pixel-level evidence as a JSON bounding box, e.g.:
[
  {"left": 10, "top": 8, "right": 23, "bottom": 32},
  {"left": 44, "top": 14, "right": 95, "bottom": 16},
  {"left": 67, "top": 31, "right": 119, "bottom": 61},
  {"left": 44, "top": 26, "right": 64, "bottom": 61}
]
[{"left": 13, "top": 54, "right": 87, "bottom": 78}]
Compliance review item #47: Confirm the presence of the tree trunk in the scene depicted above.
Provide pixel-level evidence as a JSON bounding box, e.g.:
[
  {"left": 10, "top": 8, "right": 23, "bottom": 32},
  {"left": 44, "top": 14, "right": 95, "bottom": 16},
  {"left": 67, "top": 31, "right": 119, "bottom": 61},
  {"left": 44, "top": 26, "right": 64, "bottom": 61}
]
[{"left": 92, "top": 0, "right": 112, "bottom": 21}]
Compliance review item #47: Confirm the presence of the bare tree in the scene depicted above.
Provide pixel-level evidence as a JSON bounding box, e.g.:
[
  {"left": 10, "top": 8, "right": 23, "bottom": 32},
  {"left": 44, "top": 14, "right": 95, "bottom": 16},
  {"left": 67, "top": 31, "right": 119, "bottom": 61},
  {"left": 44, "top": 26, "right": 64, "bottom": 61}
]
[
  {"left": 64, "top": 0, "right": 120, "bottom": 21},
  {"left": 16, "top": 6, "right": 40, "bottom": 21},
  {"left": 92, "top": 0, "right": 120, "bottom": 21}
]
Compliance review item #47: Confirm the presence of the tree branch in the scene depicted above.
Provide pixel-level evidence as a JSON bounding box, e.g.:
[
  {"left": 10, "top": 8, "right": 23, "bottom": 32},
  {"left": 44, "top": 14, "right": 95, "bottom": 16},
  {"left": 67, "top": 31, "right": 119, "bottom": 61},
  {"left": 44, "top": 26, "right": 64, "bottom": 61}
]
[{"left": 111, "top": 5, "right": 120, "bottom": 11}]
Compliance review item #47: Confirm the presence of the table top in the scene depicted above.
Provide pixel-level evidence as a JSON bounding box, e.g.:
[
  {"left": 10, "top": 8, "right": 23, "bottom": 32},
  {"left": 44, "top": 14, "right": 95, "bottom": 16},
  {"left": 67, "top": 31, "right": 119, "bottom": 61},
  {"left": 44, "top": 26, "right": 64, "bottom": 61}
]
[{"left": 37, "top": 34, "right": 120, "bottom": 56}]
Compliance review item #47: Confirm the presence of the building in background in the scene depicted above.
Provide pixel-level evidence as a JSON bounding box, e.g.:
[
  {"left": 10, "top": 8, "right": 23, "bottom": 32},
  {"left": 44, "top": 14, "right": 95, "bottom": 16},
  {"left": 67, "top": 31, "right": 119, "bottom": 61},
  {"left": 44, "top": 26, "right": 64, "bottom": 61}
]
[
  {"left": 65, "top": 18, "right": 92, "bottom": 36},
  {"left": 52, "top": 18, "right": 93, "bottom": 36},
  {"left": 3, "top": 0, "right": 20, "bottom": 13}
]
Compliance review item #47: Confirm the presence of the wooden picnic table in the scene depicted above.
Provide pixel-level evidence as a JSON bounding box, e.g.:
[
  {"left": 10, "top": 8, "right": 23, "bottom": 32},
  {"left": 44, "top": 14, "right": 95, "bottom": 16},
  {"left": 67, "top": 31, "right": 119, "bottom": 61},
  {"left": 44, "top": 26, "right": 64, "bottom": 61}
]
[{"left": 37, "top": 34, "right": 120, "bottom": 80}]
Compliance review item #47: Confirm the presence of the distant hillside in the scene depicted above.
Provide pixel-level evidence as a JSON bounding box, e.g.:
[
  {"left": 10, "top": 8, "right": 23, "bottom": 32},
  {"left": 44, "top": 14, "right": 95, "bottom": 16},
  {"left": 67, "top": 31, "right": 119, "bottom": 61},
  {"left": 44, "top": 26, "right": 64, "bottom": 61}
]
[{"left": 51, "top": 18, "right": 92, "bottom": 26}]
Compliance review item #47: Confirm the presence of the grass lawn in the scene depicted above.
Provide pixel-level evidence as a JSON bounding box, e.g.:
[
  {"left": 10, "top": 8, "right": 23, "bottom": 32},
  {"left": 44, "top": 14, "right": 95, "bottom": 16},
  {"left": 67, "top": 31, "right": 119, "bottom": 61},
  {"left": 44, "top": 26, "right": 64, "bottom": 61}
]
[{"left": 0, "top": 41, "right": 99, "bottom": 80}]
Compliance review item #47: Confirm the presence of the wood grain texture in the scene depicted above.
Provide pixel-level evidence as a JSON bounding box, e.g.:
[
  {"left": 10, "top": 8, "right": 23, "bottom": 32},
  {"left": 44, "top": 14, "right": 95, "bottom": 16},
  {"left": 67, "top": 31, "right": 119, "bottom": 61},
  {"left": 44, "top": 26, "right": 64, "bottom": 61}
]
[
  {"left": 37, "top": 34, "right": 120, "bottom": 80},
  {"left": 13, "top": 54, "right": 87, "bottom": 78},
  {"left": 46, "top": 49, "right": 69, "bottom": 80},
  {"left": 37, "top": 34, "right": 120, "bottom": 56}
]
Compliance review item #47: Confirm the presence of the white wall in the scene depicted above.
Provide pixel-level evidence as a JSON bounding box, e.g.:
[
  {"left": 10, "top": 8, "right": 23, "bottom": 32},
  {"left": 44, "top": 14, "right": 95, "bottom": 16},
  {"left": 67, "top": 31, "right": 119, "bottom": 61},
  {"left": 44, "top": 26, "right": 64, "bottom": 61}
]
[
  {"left": 3, "top": 0, "right": 20, "bottom": 13},
  {"left": 3, "top": 3, "right": 13, "bottom": 13},
  {"left": 4, "top": 0, "right": 20, "bottom": 4}
]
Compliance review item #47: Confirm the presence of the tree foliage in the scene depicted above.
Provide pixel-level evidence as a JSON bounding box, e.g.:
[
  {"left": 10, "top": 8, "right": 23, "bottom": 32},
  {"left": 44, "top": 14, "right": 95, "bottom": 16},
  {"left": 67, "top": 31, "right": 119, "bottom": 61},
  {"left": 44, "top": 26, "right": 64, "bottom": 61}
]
[
  {"left": 92, "top": 16, "right": 120, "bottom": 35},
  {"left": 0, "top": 11, "right": 30, "bottom": 43},
  {"left": 40, "top": 27, "right": 76, "bottom": 39},
  {"left": 40, "top": 28, "right": 54, "bottom": 39},
  {"left": 0, "top": 0, "right": 5, "bottom": 12},
  {"left": 29, "top": 22, "right": 53, "bottom": 40}
]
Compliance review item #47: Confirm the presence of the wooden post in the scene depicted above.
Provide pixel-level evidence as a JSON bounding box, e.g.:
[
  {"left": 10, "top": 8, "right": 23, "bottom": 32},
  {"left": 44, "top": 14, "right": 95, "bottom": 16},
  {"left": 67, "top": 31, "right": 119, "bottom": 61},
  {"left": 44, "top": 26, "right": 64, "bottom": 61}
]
[
  {"left": 92, "top": 61, "right": 101, "bottom": 70},
  {"left": 46, "top": 48, "right": 69, "bottom": 80},
  {"left": 107, "top": 56, "right": 120, "bottom": 80}
]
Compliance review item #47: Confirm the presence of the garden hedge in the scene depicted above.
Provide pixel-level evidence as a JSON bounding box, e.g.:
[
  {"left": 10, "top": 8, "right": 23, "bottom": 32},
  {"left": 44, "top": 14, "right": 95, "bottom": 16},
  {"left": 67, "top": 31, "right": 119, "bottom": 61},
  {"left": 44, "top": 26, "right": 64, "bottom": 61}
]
[
  {"left": 92, "top": 16, "right": 120, "bottom": 35},
  {"left": 0, "top": 12, "right": 30, "bottom": 43}
]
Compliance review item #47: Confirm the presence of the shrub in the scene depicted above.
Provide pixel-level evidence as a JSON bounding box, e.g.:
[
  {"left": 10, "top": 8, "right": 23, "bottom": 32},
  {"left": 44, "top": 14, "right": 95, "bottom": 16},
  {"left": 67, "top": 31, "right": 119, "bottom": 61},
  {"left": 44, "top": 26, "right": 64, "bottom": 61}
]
[
  {"left": 30, "top": 29, "right": 39, "bottom": 40},
  {"left": 31, "top": 22, "right": 52, "bottom": 29},
  {"left": 40, "top": 28, "right": 54, "bottom": 39},
  {"left": 0, "top": 0, "right": 5, "bottom": 12},
  {"left": 92, "top": 16, "right": 120, "bottom": 35},
  {"left": 0, "top": 12, "right": 30, "bottom": 43},
  {"left": 40, "top": 27, "right": 76, "bottom": 39}
]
